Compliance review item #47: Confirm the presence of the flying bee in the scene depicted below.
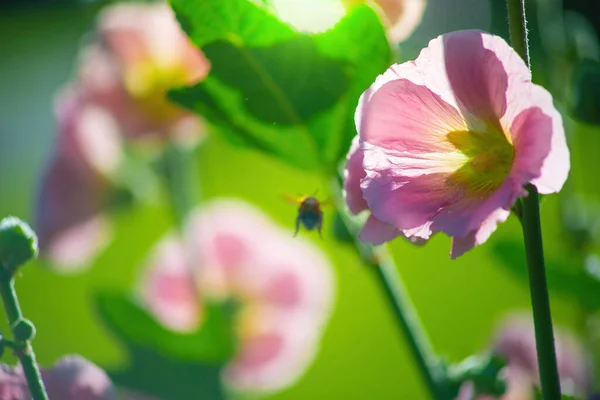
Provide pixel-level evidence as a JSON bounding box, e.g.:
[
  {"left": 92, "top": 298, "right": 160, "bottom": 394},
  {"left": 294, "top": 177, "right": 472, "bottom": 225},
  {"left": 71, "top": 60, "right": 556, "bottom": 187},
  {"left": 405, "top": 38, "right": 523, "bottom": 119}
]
[{"left": 284, "top": 193, "right": 329, "bottom": 238}]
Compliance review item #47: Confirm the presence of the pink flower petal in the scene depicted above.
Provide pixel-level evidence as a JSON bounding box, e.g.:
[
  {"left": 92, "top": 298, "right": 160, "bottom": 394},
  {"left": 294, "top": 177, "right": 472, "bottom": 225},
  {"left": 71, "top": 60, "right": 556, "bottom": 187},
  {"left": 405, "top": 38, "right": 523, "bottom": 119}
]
[
  {"left": 42, "top": 355, "right": 116, "bottom": 400},
  {"left": 507, "top": 88, "right": 569, "bottom": 194},
  {"left": 2, "top": 356, "right": 116, "bottom": 400},
  {"left": 36, "top": 90, "right": 121, "bottom": 270},
  {"left": 358, "top": 78, "right": 465, "bottom": 151},
  {"left": 225, "top": 311, "right": 322, "bottom": 392},
  {"left": 343, "top": 136, "right": 368, "bottom": 214},
  {"left": 140, "top": 235, "right": 200, "bottom": 332},
  {"left": 491, "top": 315, "right": 591, "bottom": 398},
  {"left": 359, "top": 214, "right": 402, "bottom": 244},
  {"left": 449, "top": 208, "right": 510, "bottom": 258}
]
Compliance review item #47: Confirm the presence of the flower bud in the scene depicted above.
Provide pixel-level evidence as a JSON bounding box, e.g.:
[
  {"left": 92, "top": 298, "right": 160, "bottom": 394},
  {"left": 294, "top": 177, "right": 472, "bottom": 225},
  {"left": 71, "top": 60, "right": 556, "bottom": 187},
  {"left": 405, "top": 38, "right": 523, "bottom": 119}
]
[
  {"left": 0, "top": 217, "right": 38, "bottom": 274},
  {"left": 12, "top": 318, "right": 36, "bottom": 342}
]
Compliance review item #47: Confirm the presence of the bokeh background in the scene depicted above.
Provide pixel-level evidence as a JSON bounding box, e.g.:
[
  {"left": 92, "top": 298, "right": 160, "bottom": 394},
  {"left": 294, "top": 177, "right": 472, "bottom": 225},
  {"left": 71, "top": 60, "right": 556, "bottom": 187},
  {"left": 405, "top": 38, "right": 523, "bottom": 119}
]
[{"left": 2, "top": 0, "right": 600, "bottom": 398}]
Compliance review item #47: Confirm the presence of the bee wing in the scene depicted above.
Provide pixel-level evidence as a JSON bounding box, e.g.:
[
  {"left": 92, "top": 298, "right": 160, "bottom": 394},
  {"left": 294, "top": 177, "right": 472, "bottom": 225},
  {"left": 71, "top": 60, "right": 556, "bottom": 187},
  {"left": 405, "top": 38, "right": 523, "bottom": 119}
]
[
  {"left": 282, "top": 193, "right": 302, "bottom": 204},
  {"left": 320, "top": 197, "right": 332, "bottom": 207}
]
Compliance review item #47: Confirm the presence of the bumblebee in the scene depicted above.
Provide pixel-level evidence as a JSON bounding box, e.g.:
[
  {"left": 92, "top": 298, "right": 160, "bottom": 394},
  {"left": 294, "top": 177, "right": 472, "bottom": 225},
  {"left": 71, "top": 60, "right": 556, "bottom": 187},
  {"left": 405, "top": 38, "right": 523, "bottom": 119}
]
[{"left": 284, "top": 194, "right": 328, "bottom": 238}]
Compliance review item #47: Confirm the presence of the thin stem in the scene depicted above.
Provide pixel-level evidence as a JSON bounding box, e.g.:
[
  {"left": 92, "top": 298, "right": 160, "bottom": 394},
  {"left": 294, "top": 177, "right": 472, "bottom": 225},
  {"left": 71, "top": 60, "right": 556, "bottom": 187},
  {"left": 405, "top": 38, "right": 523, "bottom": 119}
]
[
  {"left": 0, "top": 273, "right": 48, "bottom": 400},
  {"left": 162, "top": 142, "right": 197, "bottom": 228},
  {"left": 507, "top": 0, "right": 562, "bottom": 398},
  {"left": 521, "top": 185, "right": 561, "bottom": 400},
  {"left": 507, "top": 0, "right": 530, "bottom": 67},
  {"left": 372, "top": 250, "right": 448, "bottom": 399},
  {"left": 330, "top": 178, "right": 447, "bottom": 400}
]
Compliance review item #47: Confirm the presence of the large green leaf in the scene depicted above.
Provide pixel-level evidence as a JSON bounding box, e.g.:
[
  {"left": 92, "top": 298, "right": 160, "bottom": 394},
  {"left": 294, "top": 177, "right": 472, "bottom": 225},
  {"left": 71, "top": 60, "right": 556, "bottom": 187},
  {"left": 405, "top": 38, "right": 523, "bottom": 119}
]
[
  {"left": 169, "top": 0, "right": 391, "bottom": 172},
  {"left": 95, "top": 291, "right": 236, "bottom": 362},
  {"left": 112, "top": 346, "right": 225, "bottom": 400},
  {"left": 492, "top": 240, "right": 600, "bottom": 310},
  {"left": 95, "top": 292, "right": 236, "bottom": 399}
]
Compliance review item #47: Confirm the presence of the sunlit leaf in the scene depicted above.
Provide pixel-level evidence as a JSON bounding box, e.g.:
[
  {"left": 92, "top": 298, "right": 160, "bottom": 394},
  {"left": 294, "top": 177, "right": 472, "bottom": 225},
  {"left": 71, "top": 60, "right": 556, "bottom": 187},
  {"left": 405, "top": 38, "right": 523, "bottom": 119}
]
[{"left": 169, "top": 0, "right": 390, "bottom": 172}]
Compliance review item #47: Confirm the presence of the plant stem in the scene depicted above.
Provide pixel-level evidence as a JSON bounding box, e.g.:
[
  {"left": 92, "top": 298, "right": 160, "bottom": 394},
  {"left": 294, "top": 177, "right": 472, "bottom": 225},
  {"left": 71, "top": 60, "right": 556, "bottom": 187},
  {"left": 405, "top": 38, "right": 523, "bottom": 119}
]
[
  {"left": 521, "top": 185, "right": 561, "bottom": 400},
  {"left": 507, "top": 0, "right": 530, "bottom": 68},
  {"left": 330, "top": 178, "right": 447, "bottom": 400},
  {"left": 372, "top": 250, "right": 448, "bottom": 400},
  {"left": 507, "top": 0, "right": 562, "bottom": 397},
  {"left": 162, "top": 142, "right": 197, "bottom": 228},
  {"left": 0, "top": 273, "right": 48, "bottom": 400}
]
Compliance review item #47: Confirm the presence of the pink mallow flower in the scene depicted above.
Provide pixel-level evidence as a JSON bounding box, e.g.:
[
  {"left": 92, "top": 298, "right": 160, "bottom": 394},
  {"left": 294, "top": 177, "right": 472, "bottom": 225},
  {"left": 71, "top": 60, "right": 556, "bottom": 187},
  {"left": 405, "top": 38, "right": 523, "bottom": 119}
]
[
  {"left": 139, "top": 199, "right": 335, "bottom": 393},
  {"left": 344, "top": 29, "right": 569, "bottom": 258},
  {"left": 35, "top": 87, "right": 122, "bottom": 271},
  {"left": 36, "top": 1, "right": 209, "bottom": 269},
  {"left": 78, "top": 1, "right": 209, "bottom": 142},
  {"left": 0, "top": 355, "right": 116, "bottom": 400},
  {"left": 457, "top": 315, "right": 590, "bottom": 400}
]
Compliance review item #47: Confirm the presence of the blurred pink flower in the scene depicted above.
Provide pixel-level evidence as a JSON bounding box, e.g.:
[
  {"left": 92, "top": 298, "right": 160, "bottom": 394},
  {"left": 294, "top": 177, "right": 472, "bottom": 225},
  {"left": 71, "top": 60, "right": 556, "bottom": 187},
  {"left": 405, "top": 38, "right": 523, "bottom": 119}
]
[
  {"left": 35, "top": 88, "right": 121, "bottom": 271},
  {"left": 139, "top": 199, "right": 335, "bottom": 393},
  {"left": 457, "top": 315, "right": 591, "bottom": 400},
  {"left": 344, "top": 30, "right": 569, "bottom": 258},
  {"left": 78, "top": 2, "right": 209, "bottom": 143},
  {"left": 343, "top": 0, "right": 427, "bottom": 42},
  {"left": 36, "top": 1, "right": 209, "bottom": 269},
  {"left": 0, "top": 355, "right": 116, "bottom": 400}
]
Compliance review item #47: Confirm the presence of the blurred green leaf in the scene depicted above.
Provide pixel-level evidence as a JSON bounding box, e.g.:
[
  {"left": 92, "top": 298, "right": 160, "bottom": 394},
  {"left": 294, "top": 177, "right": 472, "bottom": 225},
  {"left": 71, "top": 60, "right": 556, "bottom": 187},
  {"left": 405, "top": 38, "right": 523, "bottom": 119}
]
[
  {"left": 571, "top": 59, "right": 600, "bottom": 125},
  {"left": 111, "top": 346, "right": 225, "bottom": 400},
  {"left": 95, "top": 292, "right": 236, "bottom": 399},
  {"left": 169, "top": 0, "right": 390, "bottom": 172},
  {"left": 95, "top": 291, "right": 236, "bottom": 362},
  {"left": 492, "top": 240, "right": 600, "bottom": 310}
]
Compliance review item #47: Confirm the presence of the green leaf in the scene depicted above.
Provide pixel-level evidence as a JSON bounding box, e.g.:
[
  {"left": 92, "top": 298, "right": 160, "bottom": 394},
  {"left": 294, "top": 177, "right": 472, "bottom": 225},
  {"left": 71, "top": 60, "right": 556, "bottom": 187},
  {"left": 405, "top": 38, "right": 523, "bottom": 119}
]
[
  {"left": 111, "top": 346, "right": 225, "bottom": 400},
  {"left": 95, "top": 291, "right": 236, "bottom": 362},
  {"left": 169, "top": 0, "right": 295, "bottom": 47},
  {"left": 571, "top": 59, "right": 600, "bottom": 125},
  {"left": 202, "top": 38, "right": 349, "bottom": 125},
  {"left": 95, "top": 292, "right": 236, "bottom": 399},
  {"left": 492, "top": 240, "right": 600, "bottom": 310},
  {"left": 169, "top": 0, "right": 390, "bottom": 172}
]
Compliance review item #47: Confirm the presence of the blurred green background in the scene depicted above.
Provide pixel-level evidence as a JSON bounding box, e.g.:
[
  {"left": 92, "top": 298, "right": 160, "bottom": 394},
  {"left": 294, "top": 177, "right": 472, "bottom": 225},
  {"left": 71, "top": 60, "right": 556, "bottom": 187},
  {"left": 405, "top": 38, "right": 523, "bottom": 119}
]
[{"left": 1, "top": 0, "right": 600, "bottom": 398}]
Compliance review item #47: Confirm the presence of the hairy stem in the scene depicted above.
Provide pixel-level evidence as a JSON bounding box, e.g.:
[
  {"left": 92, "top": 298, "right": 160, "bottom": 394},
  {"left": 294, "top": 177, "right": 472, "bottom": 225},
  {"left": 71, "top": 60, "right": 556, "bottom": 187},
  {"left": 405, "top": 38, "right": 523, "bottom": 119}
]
[
  {"left": 507, "top": 0, "right": 562, "bottom": 398},
  {"left": 521, "top": 186, "right": 562, "bottom": 399}
]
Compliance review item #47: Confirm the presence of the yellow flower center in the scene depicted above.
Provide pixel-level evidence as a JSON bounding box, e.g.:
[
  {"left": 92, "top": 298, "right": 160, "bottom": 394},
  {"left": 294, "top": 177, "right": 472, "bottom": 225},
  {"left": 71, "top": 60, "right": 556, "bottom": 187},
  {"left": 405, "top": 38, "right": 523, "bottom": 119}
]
[
  {"left": 446, "top": 127, "right": 514, "bottom": 195},
  {"left": 124, "top": 60, "right": 191, "bottom": 122}
]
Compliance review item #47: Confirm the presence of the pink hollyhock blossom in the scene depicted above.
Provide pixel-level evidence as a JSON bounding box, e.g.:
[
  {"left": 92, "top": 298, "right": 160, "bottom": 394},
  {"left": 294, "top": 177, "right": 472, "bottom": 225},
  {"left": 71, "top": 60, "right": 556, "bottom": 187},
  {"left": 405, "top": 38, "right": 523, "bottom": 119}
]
[
  {"left": 36, "top": 1, "right": 208, "bottom": 269},
  {"left": 344, "top": 29, "right": 569, "bottom": 258},
  {"left": 456, "top": 315, "right": 590, "bottom": 400},
  {"left": 139, "top": 199, "right": 335, "bottom": 393},
  {"left": 35, "top": 88, "right": 122, "bottom": 271},
  {"left": 78, "top": 2, "right": 208, "bottom": 143},
  {"left": 0, "top": 355, "right": 116, "bottom": 400}
]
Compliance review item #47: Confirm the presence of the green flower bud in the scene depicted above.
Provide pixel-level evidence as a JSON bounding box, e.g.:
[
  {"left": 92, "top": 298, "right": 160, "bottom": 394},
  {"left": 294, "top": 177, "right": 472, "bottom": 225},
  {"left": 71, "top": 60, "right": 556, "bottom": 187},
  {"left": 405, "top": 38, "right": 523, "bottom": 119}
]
[
  {"left": 13, "top": 318, "right": 36, "bottom": 342},
  {"left": 0, "top": 217, "right": 38, "bottom": 273}
]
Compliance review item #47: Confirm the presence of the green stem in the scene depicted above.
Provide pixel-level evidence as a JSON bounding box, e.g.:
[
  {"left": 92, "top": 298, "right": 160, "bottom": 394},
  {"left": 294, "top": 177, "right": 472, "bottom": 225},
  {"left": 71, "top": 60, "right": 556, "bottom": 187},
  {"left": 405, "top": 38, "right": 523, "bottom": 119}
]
[
  {"left": 372, "top": 251, "right": 448, "bottom": 399},
  {"left": 330, "top": 178, "right": 447, "bottom": 400},
  {"left": 507, "top": 0, "right": 530, "bottom": 67},
  {"left": 521, "top": 185, "right": 561, "bottom": 400},
  {"left": 162, "top": 142, "right": 197, "bottom": 228},
  {"left": 0, "top": 274, "right": 48, "bottom": 400},
  {"left": 507, "top": 0, "right": 562, "bottom": 398}
]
